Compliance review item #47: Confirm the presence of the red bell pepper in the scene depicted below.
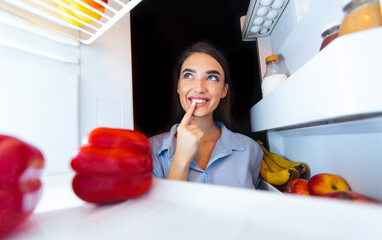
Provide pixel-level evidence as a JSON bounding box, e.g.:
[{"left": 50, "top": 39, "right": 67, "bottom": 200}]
[
  {"left": 71, "top": 127, "right": 153, "bottom": 204},
  {"left": 0, "top": 135, "right": 44, "bottom": 238}
]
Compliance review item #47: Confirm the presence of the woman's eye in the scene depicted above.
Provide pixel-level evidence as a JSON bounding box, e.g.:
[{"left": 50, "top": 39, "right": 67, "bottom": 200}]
[
  {"left": 184, "top": 73, "right": 193, "bottom": 79},
  {"left": 207, "top": 75, "right": 218, "bottom": 81}
]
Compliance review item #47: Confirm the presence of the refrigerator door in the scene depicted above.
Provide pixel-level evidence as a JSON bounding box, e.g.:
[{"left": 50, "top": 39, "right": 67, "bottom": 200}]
[{"left": 251, "top": 0, "right": 382, "bottom": 200}]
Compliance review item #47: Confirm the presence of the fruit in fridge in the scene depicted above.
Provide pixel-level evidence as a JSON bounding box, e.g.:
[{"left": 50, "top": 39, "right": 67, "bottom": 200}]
[
  {"left": 321, "top": 191, "right": 380, "bottom": 204},
  {"left": 308, "top": 173, "right": 350, "bottom": 196},
  {"left": 285, "top": 178, "right": 310, "bottom": 195},
  {"left": 257, "top": 141, "right": 306, "bottom": 187},
  {"left": 57, "top": 0, "right": 108, "bottom": 26}
]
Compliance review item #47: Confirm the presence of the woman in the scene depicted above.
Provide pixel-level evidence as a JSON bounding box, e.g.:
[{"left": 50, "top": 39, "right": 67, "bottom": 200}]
[{"left": 149, "top": 42, "right": 263, "bottom": 189}]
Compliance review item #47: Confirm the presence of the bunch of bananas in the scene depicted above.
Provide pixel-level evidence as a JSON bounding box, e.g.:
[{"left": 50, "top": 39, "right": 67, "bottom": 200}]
[{"left": 257, "top": 141, "right": 306, "bottom": 187}]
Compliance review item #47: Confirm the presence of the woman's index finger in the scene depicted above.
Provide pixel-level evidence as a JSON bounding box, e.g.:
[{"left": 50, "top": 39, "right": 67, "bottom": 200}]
[{"left": 179, "top": 101, "right": 196, "bottom": 126}]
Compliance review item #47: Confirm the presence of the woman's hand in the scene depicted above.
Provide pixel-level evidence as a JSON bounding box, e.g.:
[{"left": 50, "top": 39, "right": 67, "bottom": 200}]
[
  {"left": 166, "top": 102, "right": 204, "bottom": 180},
  {"left": 176, "top": 102, "right": 204, "bottom": 161}
]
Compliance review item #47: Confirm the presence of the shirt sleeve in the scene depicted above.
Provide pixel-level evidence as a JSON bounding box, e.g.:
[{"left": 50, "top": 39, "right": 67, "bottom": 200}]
[
  {"left": 251, "top": 141, "right": 263, "bottom": 189},
  {"left": 148, "top": 135, "right": 166, "bottom": 179}
]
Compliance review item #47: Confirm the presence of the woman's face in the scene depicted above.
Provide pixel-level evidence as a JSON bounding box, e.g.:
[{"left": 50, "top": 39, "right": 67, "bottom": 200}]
[{"left": 177, "top": 52, "right": 228, "bottom": 118}]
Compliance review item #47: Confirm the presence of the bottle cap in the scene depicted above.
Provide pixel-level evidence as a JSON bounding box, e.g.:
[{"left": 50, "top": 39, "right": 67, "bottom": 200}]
[
  {"left": 265, "top": 54, "right": 279, "bottom": 62},
  {"left": 321, "top": 22, "right": 341, "bottom": 37},
  {"left": 342, "top": 0, "right": 352, "bottom": 7},
  {"left": 342, "top": 0, "right": 374, "bottom": 13}
]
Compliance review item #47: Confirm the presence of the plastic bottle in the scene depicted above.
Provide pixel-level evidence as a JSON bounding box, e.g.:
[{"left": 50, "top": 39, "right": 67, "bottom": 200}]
[{"left": 261, "top": 54, "right": 288, "bottom": 97}]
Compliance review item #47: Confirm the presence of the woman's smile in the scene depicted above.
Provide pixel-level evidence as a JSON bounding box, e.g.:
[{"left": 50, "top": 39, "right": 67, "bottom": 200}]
[{"left": 189, "top": 97, "right": 209, "bottom": 107}]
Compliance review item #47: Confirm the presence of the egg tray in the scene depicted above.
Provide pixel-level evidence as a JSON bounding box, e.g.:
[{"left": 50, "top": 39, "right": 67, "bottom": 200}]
[{"left": 242, "top": 0, "right": 290, "bottom": 40}]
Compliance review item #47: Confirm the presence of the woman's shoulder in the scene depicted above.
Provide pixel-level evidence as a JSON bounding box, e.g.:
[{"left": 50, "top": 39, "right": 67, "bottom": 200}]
[
  {"left": 149, "top": 131, "right": 169, "bottom": 147},
  {"left": 218, "top": 122, "right": 261, "bottom": 150},
  {"left": 232, "top": 132, "right": 261, "bottom": 149},
  {"left": 148, "top": 124, "right": 178, "bottom": 153}
]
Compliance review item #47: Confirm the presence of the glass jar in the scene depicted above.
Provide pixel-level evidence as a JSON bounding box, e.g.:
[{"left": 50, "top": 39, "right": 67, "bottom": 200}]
[
  {"left": 320, "top": 23, "right": 340, "bottom": 51},
  {"left": 339, "top": 0, "right": 382, "bottom": 36},
  {"left": 261, "top": 55, "right": 288, "bottom": 97}
]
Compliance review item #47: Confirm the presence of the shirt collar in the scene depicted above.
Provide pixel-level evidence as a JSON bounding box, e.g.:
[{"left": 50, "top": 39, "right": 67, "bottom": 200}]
[
  {"left": 215, "top": 121, "right": 245, "bottom": 152},
  {"left": 156, "top": 123, "right": 178, "bottom": 158},
  {"left": 156, "top": 122, "right": 245, "bottom": 159}
]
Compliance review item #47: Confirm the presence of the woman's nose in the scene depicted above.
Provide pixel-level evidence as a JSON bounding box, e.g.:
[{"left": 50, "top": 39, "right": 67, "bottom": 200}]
[{"left": 194, "top": 78, "right": 207, "bottom": 93}]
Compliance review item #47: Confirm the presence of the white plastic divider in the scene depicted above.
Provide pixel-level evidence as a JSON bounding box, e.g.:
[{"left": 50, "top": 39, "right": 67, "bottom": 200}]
[{"left": 0, "top": 0, "right": 142, "bottom": 44}]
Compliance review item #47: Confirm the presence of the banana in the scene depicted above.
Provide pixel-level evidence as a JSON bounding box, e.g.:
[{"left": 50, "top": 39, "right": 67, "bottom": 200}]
[
  {"left": 257, "top": 141, "right": 306, "bottom": 175},
  {"left": 263, "top": 153, "right": 301, "bottom": 179},
  {"left": 260, "top": 157, "right": 298, "bottom": 186},
  {"left": 262, "top": 153, "right": 284, "bottom": 171}
]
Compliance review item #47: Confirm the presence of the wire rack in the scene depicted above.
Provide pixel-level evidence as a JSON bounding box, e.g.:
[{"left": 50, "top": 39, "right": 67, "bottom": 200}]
[{"left": 0, "top": 0, "right": 142, "bottom": 44}]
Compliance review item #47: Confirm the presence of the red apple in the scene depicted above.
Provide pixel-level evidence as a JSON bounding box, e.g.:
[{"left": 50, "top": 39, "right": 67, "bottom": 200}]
[
  {"left": 308, "top": 173, "right": 350, "bottom": 196},
  {"left": 322, "top": 191, "right": 380, "bottom": 204},
  {"left": 285, "top": 178, "right": 309, "bottom": 195}
]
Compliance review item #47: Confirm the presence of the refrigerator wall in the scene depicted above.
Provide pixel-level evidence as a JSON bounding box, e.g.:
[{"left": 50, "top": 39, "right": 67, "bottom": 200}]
[
  {"left": 0, "top": 10, "right": 134, "bottom": 176},
  {"left": 251, "top": 0, "right": 382, "bottom": 200}
]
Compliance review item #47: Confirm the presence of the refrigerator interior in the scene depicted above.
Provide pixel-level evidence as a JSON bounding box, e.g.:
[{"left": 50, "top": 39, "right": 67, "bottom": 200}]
[
  {"left": 0, "top": 3, "right": 134, "bottom": 176},
  {"left": 0, "top": 0, "right": 380, "bottom": 204},
  {"left": 1, "top": 0, "right": 382, "bottom": 239},
  {"left": 251, "top": 0, "right": 382, "bottom": 201}
]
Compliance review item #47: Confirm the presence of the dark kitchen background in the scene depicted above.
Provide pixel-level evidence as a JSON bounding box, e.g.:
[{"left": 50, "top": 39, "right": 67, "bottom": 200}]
[{"left": 131, "top": 0, "right": 265, "bottom": 142}]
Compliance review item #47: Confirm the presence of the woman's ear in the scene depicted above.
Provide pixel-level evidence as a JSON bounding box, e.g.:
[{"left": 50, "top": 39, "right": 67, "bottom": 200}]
[{"left": 221, "top": 84, "right": 228, "bottom": 98}]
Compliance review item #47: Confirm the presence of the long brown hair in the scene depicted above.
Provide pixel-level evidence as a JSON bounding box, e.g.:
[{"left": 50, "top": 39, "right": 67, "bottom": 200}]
[{"left": 171, "top": 41, "right": 234, "bottom": 129}]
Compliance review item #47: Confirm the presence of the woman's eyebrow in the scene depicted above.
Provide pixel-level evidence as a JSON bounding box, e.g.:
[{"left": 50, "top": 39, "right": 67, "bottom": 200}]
[
  {"left": 206, "top": 70, "right": 221, "bottom": 76},
  {"left": 182, "top": 68, "right": 221, "bottom": 76},
  {"left": 182, "top": 68, "right": 196, "bottom": 73}
]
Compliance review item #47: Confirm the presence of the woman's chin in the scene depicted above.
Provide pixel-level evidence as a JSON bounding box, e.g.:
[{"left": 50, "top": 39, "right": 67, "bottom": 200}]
[{"left": 192, "top": 110, "right": 213, "bottom": 119}]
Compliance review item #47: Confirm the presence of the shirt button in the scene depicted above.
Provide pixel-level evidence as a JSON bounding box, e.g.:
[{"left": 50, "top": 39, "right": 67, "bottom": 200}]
[{"left": 205, "top": 173, "right": 213, "bottom": 184}]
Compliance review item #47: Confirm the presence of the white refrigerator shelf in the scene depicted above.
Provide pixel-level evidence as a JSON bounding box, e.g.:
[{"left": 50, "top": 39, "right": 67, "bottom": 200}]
[
  {"left": 6, "top": 173, "right": 382, "bottom": 240},
  {"left": 0, "top": 0, "right": 141, "bottom": 45},
  {"left": 250, "top": 27, "right": 382, "bottom": 132}
]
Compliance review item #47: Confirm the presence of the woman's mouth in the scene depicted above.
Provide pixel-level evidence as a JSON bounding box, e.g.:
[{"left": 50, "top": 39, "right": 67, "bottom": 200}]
[{"left": 189, "top": 97, "right": 209, "bottom": 107}]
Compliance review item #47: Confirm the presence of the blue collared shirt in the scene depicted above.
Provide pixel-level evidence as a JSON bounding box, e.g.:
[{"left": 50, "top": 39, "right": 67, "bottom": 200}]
[{"left": 149, "top": 122, "right": 263, "bottom": 189}]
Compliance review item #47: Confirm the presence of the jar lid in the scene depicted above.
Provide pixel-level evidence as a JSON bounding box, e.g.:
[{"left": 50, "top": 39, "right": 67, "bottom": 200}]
[
  {"left": 321, "top": 22, "right": 341, "bottom": 37},
  {"left": 265, "top": 54, "right": 279, "bottom": 62},
  {"left": 343, "top": 0, "right": 379, "bottom": 14},
  {"left": 342, "top": 0, "right": 352, "bottom": 7}
]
